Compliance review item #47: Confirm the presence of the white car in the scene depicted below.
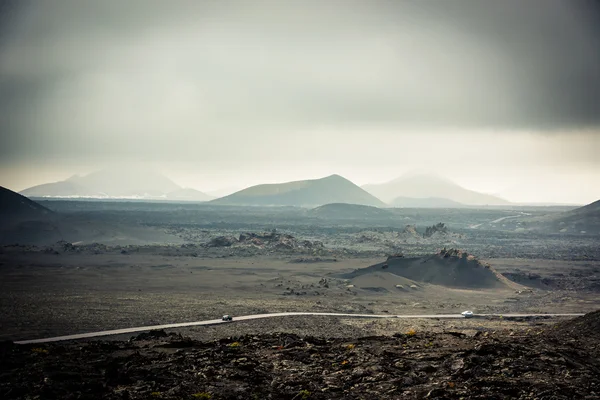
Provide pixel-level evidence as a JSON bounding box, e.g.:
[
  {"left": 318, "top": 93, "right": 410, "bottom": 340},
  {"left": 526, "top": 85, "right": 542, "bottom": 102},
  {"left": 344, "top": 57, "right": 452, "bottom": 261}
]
[
  {"left": 461, "top": 311, "right": 474, "bottom": 318},
  {"left": 222, "top": 315, "right": 233, "bottom": 321}
]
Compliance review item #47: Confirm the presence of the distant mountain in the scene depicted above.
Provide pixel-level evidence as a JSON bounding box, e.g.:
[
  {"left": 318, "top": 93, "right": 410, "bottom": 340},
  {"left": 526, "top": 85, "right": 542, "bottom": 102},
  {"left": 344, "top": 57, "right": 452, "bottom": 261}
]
[
  {"left": 390, "top": 196, "right": 465, "bottom": 208},
  {"left": 20, "top": 168, "right": 210, "bottom": 201},
  {"left": 21, "top": 181, "right": 100, "bottom": 197},
  {"left": 66, "top": 168, "right": 180, "bottom": 197},
  {"left": 530, "top": 199, "right": 600, "bottom": 234},
  {"left": 211, "top": 175, "right": 386, "bottom": 207},
  {"left": 309, "top": 203, "right": 393, "bottom": 219},
  {"left": 165, "top": 188, "right": 214, "bottom": 202},
  {"left": 362, "top": 172, "right": 509, "bottom": 206}
]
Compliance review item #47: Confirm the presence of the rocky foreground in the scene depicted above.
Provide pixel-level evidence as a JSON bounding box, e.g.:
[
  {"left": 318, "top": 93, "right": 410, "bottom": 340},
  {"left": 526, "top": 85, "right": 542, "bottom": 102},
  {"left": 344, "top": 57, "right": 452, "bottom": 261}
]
[{"left": 2, "top": 312, "right": 600, "bottom": 400}]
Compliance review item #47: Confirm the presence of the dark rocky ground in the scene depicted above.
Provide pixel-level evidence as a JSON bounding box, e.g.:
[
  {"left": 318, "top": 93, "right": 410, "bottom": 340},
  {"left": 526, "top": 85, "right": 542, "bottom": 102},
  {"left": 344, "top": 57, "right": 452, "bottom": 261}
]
[
  {"left": 4, "top": 199, "right": 598, "bottom": 260},
  {"left": 2, "top": 201, "right": 599, "bottom": 399},
  {"left": 2, "top": 312, "right": 600, "bottom": 400}
]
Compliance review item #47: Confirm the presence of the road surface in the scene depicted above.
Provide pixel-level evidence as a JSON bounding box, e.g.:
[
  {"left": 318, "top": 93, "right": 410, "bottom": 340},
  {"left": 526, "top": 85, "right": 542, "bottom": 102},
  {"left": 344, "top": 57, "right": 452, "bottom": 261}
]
[
  {"left": 490, "top": 212, "right": 531, "bottom": 224},
  {"left": 14, "top": 312, "right": 584, "bottom": 344}
]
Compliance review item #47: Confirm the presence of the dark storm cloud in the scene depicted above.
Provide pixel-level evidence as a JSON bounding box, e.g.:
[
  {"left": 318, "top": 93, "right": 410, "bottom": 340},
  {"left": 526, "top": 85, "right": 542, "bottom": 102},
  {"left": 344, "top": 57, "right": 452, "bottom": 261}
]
[{"left": 0, "top": 0, "right": 599, "bottom": 165}]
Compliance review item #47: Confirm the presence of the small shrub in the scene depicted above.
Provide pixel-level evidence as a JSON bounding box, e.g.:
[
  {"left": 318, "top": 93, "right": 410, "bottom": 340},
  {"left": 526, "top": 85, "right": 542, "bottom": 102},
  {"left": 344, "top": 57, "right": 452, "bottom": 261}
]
[
  {"left": 293, "top": 389, "right": 311, "bottom": 400},
  {"left": 424, "top": 223, "right": 447, "bottom": 238},
  {"left": 345, "top": 343, "right": 355, "bottom": 350},
  {"left": 31, "top": 347, "right": 49, "bottom": 354},
  {"left": 192, "top": 393, "right": 212, "bottom": 399},
  {"left": 228, "top": 341, "right": 241, "bottom": 348},
  {"left": 150, "top": 392, "right": 162, "bottom": 397},
  {"left": 406, "top": 328, "right": 417, "bottom": 336}
]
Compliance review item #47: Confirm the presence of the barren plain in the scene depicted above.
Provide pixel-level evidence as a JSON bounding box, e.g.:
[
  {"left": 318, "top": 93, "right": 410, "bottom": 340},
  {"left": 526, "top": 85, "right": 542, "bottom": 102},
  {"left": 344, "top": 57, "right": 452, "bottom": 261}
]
[{"left": 1, "top": 200, "right": 599, "bottom": 399}]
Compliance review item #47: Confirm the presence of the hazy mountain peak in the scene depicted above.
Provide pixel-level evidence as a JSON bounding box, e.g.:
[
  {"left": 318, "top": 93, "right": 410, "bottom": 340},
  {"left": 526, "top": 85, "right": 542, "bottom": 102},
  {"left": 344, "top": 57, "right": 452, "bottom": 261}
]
[
  {"left": 363, "top": 172, "right": 509, "bottom": 206},
  {"left": 66, "top": 174, "right": 83, "bottom": 181},
  {"left": 19, "top": 168, "right": 215, "bottom": 200}
]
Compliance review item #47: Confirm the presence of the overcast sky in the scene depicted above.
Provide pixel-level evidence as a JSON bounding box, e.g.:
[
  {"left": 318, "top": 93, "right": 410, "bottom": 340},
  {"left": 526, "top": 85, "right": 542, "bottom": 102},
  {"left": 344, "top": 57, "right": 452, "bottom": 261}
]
[{"left": 0, "top": 0, "right": 599, "bottom": 203}]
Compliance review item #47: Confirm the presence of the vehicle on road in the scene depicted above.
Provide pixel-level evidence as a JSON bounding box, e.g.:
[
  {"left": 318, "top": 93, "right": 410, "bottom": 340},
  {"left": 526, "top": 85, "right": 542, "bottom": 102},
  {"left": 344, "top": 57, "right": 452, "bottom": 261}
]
[
  {"left": 222, "top": 315, "right": 233, "bottom": 321},
  {"left": 461, "top": 311, "right": 474, "bottom": 318}
]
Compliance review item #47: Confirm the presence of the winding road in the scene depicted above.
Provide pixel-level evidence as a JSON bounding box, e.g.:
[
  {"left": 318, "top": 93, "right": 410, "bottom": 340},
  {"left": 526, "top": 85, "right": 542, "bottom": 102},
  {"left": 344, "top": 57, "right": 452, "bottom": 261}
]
[{"left": 14, "top": 312, "right": 584, "bottom": 344}]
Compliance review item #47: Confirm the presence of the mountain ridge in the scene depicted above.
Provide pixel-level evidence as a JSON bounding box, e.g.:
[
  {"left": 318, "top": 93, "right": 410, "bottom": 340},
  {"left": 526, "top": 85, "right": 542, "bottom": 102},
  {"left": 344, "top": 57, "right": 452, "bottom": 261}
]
[{"left": 211, "top": 175, "right": 385, "bottom": 207}]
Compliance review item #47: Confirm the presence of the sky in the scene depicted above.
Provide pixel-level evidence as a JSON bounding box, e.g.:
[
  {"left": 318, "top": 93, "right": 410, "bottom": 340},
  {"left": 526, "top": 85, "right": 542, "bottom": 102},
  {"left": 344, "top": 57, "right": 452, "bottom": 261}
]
[{"left": 0, "top": 0, "right": 599, "bottom": 204}]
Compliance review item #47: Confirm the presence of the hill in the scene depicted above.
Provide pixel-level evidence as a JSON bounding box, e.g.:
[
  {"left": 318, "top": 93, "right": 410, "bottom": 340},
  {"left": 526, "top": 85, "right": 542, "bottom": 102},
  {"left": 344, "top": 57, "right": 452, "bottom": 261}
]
[
  {"left": 341, "top": 249, "right": 516, "bottom": 289},
  {"left": 362, "top": 172, "right": 509, "bottom": 206},
  {"left": 0, "top": 186, "right": 53, "bottom": 222},
  {"left": 1, "top": 186, "right": 185, "bottom": 245},
  {"left": 390, "top": 196, "right": 465, "bottom": 208},
  {"left": 553, "top": 309, "right": 600, "bottom": 339},
  {"left": 0, "top": 186, "right": 65, "bottom": 244},
  {"left": 20, "top": 168, "right": 211, "bottom": 200},
  {"left": 210, "top": 175, "right": 386, "bottom": 207},
  {"left": 530, "top": 199, "right": 600, "bottom": 234},
  {"left": 308, "top": 203, "right": 392, "bottom": 219}
]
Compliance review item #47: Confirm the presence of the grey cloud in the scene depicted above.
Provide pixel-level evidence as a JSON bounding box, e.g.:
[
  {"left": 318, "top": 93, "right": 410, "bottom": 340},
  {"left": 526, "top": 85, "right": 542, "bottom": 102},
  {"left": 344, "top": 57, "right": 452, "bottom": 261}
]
[{"left": 0, "top": 0, "right": 599, "bottom": 166}]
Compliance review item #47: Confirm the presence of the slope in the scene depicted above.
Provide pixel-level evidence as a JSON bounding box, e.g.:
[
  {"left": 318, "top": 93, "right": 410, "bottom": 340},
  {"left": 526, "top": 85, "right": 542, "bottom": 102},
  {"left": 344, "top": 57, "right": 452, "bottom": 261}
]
[
  {"left": 0, "top": 186, "right": 53, "bottom": 222},
  {"left": 530, "top": 199, "right": 600, "bottom": 234},
  {"left": 0, "top": 186, "right": 65, "bottom": 244},
  {"left": 363, "top": 172, "right": 509, "bottom": 206},
  {"left": 341, "top": 249, "right": 513, "bottom": 289},
  {"left": 211, "top": 175, "right": 386, "bottom": 207}
]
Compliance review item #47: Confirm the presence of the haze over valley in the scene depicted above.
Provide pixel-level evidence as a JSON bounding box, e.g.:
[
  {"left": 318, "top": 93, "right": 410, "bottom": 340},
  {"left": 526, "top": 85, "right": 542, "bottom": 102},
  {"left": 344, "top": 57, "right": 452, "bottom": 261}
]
[{"left": 17, "top": 168, "right": 588, "bottom": 209}]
